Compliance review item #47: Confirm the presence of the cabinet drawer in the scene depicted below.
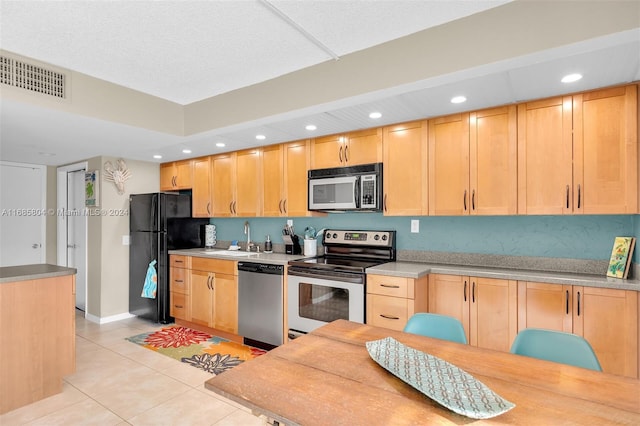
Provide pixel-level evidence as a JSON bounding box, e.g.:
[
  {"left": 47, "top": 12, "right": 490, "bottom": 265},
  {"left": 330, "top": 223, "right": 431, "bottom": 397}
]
[
  {"left": 366, "top": 294, "right": 411, "bottom": 331},
  {"left": 368, "top": 274, "right": 411, "bottom": 298},
  {"left": 170, "top": 255, "right": 189, "bottom": 268},
  {"left": 170, "top": 267, "right": 189, "bottom": 294},
  {"left": 170, "top": 292, "right": 189, "bottom": 320},
  {"left": 191, "top": 257, "right": 236, "bottom": 275}
]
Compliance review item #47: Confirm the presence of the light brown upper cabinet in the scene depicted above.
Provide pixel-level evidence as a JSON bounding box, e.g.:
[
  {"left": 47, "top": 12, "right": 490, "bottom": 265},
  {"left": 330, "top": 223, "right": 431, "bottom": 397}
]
[
  {"left": 160, "top": 160, "right": 193, "bottom": 191},
  {"left": 211, "top": 149, "right": 262, "bottom": 217},
  {"left": 192, "top": 157, "right": 212, "bottom": 217},
  {"left": 382, "top": 121, "right": 428, "bottom": 216},
  {"left": 263, "top": 140, "right": 322, "bottom": 217},
  {"left": 518, "top": 84, "right": 638, "bottom": 214},
  {"left": 428, "top": 106, "right": 517, "bottom": 216},
  {"left": 311, "top": 128, "right": 382, "bottom": 169}
]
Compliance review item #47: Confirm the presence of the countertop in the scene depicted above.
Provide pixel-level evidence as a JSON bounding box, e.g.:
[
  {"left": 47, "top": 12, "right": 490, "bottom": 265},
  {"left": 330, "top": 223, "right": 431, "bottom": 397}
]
[
  {"left": 168, "top": 248, "right": 640, "bottom": 291},
  {"left": 367, "top": 262, "right": 640, "bottom": 291},
  {"left": 0, "top": 264, "right": 77, "bottom": 284},
  {"left": 168, "top": 248, "right": 306, "bottom": 266}
]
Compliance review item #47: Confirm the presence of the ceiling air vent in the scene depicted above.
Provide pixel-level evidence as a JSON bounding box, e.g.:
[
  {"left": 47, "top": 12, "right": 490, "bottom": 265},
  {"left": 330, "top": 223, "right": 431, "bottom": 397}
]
[{"left": 0, "top": 55, "right": 66, "bottom": 99}]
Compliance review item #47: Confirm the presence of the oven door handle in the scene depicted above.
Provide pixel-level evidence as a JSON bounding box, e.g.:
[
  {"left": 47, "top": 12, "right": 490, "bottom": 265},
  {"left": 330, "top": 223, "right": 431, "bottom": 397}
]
[{"left": 287, "top": 269, "right": 364, "bottom": 284}]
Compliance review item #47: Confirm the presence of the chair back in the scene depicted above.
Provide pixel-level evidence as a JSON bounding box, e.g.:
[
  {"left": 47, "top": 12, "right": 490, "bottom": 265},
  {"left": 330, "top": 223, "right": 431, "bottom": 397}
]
[
  {"left": 403, "top": 313, "right": 468, "bottom": 344},
  {"left": 510, "top": 328, "right": 602, "bottom": 371}
]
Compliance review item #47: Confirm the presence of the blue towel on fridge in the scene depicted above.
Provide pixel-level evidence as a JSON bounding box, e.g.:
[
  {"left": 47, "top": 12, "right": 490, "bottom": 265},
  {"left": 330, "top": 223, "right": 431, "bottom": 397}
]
[{"left": 141, "top": 260, "right": 157, "bottom": 299}]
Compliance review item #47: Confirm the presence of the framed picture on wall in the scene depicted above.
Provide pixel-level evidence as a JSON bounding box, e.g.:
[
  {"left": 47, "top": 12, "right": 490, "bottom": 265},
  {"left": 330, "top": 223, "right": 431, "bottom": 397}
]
[{"left": 85, "top": 170, "right": 100, "bottom": 207}]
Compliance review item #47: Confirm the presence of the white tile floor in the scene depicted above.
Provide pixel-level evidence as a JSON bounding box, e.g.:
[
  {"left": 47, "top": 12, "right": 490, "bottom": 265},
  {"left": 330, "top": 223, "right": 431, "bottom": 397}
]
[{"left": 0, "top": 311, "right": 265, "bottom": 426}]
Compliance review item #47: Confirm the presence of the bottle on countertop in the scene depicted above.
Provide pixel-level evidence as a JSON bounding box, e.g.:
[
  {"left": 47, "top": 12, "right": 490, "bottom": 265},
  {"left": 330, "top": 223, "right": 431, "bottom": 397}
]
[{"left": 264, "top": 235, "right": 273, "bottom": 253}]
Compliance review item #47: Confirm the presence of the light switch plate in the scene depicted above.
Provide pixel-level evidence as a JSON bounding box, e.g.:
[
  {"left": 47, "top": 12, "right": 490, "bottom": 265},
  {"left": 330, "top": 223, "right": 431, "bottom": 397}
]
[
  {"left": 122, "top": 235, "right": 130, "bottom": 245},
  {"left": 411, "top": 220, "right": 419, "bottom": 233}
]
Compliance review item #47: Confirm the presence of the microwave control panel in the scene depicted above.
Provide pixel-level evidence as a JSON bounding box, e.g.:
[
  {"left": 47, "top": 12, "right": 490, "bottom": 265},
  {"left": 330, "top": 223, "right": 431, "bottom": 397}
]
[{"left": 360, "top": 175, "right": 377, "bottom": 207}]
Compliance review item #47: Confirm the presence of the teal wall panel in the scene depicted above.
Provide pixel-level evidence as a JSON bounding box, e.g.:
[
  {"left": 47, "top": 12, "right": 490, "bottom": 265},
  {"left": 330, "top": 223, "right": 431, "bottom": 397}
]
[{"left": 210, "top": 214, "right": 639, "bottom": 262}]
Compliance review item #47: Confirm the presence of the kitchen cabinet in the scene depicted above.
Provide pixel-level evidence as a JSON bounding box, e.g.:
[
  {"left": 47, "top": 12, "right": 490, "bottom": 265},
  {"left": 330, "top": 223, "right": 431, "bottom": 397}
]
[
  {"left": 192, "top": 156, "right": 212, "bottom": 217},
  {"left": 428, "top": 274, "right": 518, "bottom": 352},
  {"left": 189, "top": 257, "right": 238, "bottom": 334},
  {"left": 517, "top": 281, "right": 638, "bottom": 378},
  {"left": 211, "top": 149, "right": 262, "bottom": 217},
  {"left": 160, "top": 160, "right": 193, "bottom": 191},
  {"left": 263, "top": 139, "right": 323, "bottom": 217},
  {"left": 311, "top": 128, "right": 382, "bottom": 169},
  {"left": 518, "top": 84, "right": 638, "bottom": 214},
  {"left": 366, "top": 274, "right": 428, "bottom": 331},
  {"left": 382, "top": 121, "right": 428, "bottom": 216},
  {"left": 169, "top": 255, "right": 191, "bottom": 320},
  {"left": 428, "top": 106, "right": 517, "bottom": 216}
]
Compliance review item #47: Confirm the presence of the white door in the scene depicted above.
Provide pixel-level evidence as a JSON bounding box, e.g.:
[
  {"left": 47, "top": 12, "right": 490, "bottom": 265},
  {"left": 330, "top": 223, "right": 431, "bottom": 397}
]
[
  {"left": 68, "top": 170, "right": 87, "bottom": 311},
  {"left": 0, "top": 163, "right": 45, "bottom": 267}
]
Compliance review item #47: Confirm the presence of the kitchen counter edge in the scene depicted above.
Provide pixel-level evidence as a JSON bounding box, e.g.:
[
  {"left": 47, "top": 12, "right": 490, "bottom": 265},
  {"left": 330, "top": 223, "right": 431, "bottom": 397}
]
[
  {"left": 367, "top": 262, "right": 640, "bottom": 291},
  {"left": 0, "top": 264, "right": 77, "bottom": 284},
  {"left": 168, "top": 248, "right": 306, "bottom": 266}
]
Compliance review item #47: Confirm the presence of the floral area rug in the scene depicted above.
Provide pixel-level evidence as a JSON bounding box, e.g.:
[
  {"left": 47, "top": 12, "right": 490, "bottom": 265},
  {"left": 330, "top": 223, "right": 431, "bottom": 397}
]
[{"left": 125, "top": 326, "right": 267, "bottom": 375}]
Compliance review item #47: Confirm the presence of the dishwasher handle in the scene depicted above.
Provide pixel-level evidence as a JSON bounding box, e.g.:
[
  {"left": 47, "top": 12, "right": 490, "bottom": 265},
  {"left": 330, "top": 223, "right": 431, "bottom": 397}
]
[{"left": 238, "top": 262, "right": 284, "bottom": 275}]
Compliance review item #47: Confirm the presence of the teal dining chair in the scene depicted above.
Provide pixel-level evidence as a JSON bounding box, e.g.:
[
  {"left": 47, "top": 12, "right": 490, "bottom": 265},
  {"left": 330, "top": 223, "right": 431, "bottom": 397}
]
[
  {"left": 403, "top": 313, "right": 468, "bottom": 344},
  {"left": 510, "top": 328, "right": 602, "bottom": 371}
]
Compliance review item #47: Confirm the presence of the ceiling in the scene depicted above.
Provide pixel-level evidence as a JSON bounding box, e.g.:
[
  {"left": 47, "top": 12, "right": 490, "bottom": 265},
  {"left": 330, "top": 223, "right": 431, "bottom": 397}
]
[{"left": 0, "top": 0, "right": 639, "bottom": 167}]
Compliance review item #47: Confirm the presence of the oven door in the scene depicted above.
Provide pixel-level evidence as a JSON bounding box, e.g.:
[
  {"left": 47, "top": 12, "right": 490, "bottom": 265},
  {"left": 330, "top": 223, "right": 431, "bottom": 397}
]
[{"left": 287, "top": 273, "right": 365, "bottom": 334}]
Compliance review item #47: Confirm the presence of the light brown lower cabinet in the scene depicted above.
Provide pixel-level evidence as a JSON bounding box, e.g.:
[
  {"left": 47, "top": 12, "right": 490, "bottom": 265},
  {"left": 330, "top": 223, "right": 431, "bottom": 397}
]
[
  {"left": 169, "top": 255, "right": 238, "bottom": 334},
  {"left": 518, "top": 281, "right": 638, "bottom": 378},
  {"left": 428, "top": 274, "right": 518, "bottom": 352},
  {"left": 170, "top": 255, "right": 190, "bottom": 320},
  {"left": 366, "top": 274, "right": 428, "bottom": 331}
]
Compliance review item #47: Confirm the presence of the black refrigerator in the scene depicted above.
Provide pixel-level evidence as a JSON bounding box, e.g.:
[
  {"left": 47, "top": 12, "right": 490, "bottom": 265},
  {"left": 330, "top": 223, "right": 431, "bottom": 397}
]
[{"left": 129, "top": 193, "right": 209, "bottom": 323}]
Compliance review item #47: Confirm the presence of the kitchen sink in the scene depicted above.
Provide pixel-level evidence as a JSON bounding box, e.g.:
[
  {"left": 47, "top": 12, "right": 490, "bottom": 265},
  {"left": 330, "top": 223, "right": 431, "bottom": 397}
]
[{"left": 196, "top": 250, "right": 258, "bottom": 257}]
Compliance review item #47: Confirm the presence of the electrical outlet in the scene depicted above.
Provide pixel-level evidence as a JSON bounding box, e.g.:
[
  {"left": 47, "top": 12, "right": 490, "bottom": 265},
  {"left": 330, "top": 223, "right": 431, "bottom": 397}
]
[
  {"left": 411, "top": 220, "right": 419, "bottom": 233},
  {"left": 287, "top": 219, "right": 293, "bottom": 227},
  {"left": 122, "top": 235, "right": 130, "bottom": 245}
]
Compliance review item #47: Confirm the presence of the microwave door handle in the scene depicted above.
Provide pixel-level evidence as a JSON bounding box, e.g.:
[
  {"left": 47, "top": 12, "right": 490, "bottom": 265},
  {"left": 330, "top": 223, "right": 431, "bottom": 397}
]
[{"left": 354, "top": 176, "right": 361, "bottom": 208}]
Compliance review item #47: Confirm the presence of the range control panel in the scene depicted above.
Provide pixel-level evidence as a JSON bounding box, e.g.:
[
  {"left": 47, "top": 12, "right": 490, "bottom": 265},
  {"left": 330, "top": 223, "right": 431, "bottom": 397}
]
[{"left": 322, "top": 229, "right": 395, "bottom": 247}]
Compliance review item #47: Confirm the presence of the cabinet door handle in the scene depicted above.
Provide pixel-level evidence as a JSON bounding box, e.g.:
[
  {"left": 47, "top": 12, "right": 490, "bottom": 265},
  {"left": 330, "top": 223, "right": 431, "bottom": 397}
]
[
  {"left": 472, "top": 281, "right": 476, "bottom": 303},
  {"left": 380, "top": 314, "right": 400, "bottom": 320},
  {"left": 577, "top": 291, "right": 581, "bottom": 316},
  {"left": 279, "top": 199, "right": 283, "bottom": 214},
  {"left": 339, "top": 146, "right": 343, "bottom": 163},
  {"left": 207, "top": 276, "right": 211, "bottom": 289},
  {"left": 472, "top": 189, "right": 476, "bottom": 211},
  {"left": 380, "top": 284, "right": 400, "bottom": 288},
  {"left": 283, "top": 199, "right": 287, "bottom": 214},
  {"left": 176, "top": 279, "right": 184, "bottom": 283},
  {"left": 207, "top": 202, "right": 211, "bottom": 215},
  {"left": 383, "top": 194, "right": 387, "bottom": 212},
  {"left": 175, "top": 260, "right": 183, "bottom": 263},
  {"left": 565, "top": 290, "right": 569, "bottom": 314},
  {"left": 463, "top": 280, "right": 467, "bottom": 302},
  {"left": 345, "top": 145, "right": 349, "bottom": 163},
  {"left": 566, "top": 185, "right": 570, "bottom": 209},
  {"left": 577, "top": 184, "right": 581, "bottom": 209},
  {"left": 463, "top": 190, "right": 467, "bottom": 211},
  {"left": 175, "top": 304, "right": 183, "bottom": 309},
  {"left": 229, "top": 202, "right": 233, "bottom": 214}
]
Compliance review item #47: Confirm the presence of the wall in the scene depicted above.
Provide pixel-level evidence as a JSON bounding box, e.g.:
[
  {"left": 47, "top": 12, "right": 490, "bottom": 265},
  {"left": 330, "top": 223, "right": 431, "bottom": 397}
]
[
  {"left": 45, "top": 166, "right": 57, "bottom": 264},
  {"left": 208, "top": 214, "right": 640, "bottom": 264},
  {"left": 85, "top": 156, "right": 159, "bottom": 320}
]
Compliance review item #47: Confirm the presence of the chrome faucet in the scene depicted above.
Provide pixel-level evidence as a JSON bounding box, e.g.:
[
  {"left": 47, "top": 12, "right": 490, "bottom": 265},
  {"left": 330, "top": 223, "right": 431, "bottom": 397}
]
[{"left": 244, "top": 221, "right": 251, "bottom": 251}]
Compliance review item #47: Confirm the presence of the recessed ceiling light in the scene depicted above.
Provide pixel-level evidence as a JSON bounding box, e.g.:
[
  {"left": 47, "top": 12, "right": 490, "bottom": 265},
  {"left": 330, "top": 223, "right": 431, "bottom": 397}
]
[
  {"left": 305, "top": 124, "right": 317, "bottom": 131},
  {"left": 216, "top": 142, "right": 225, "bottom": 148},
  {"left": 256, "top": 134, "right": 266, "bottom": 140},
  {"left": 561, "top": 73, "right": 583, "bottom": 83},
  {"left": 451, "top": 96, "right": 467, "bottom": 104},
  {"left": 153, "top": 154, "right": 162, "bottom": 159},
  {"left": 38, "top": 152, "right": 56, "bottom": 157},
  {"left": 182, "top": 149, "right": 192, "bottom": 154},
  {"left": 369, "top": 112, "right": 382, "bottom": 119}
]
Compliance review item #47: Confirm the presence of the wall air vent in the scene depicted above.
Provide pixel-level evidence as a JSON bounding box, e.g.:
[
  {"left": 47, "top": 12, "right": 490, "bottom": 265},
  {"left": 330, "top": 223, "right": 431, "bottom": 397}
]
[{"left": 0, "top": 55, "right": 66, "bottom": 99}]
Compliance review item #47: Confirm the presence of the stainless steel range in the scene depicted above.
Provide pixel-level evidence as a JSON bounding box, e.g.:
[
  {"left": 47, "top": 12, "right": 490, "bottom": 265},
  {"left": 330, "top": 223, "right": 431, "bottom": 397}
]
[{"left": 287, "top": 229, "right": 396, "bottom": 339}]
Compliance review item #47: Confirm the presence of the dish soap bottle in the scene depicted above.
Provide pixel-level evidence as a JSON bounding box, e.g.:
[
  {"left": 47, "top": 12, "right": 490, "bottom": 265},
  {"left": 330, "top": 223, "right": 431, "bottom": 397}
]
[{"left": 264, "top": 235, "right": 273, "bottom": 253}]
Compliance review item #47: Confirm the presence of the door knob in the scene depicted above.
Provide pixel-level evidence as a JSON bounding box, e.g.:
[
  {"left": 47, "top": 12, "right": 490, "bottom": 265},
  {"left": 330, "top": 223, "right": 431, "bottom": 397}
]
[
  {"left": 32, "top": 243, "right": 41, "bottom": 249},
  {"left": 67, "top": 244, "right": 77, "bottom": 248}
]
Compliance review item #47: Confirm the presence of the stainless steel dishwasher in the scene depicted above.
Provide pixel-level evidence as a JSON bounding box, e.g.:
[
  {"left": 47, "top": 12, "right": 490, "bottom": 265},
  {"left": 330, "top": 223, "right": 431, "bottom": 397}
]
[{"left": 237, "top": 261, "right": 284, "bottom": 348}]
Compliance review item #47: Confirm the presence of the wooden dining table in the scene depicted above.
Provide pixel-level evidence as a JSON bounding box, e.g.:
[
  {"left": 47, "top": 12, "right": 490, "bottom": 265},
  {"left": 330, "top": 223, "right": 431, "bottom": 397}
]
[{"left": 204, "top": 320, "right": 640, "bottom": 425}]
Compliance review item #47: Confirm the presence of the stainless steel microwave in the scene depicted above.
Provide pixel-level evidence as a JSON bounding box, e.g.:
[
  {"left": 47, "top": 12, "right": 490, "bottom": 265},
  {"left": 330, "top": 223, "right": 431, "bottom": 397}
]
[{"left": 308, "top": 163, "right": 382, "bottom": 212}]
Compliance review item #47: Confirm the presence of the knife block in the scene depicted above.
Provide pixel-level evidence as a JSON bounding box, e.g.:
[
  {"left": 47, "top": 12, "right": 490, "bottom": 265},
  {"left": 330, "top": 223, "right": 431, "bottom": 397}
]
[{"left": 285, "top": 235, "right": 302, "bottom": 255}]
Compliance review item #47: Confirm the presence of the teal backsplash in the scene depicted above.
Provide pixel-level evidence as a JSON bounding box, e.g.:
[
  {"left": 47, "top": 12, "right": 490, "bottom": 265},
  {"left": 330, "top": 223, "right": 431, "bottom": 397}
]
[{"left": 210, "top": 214, "right": 640, "bottom": 262}]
